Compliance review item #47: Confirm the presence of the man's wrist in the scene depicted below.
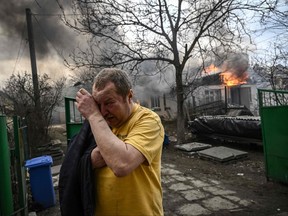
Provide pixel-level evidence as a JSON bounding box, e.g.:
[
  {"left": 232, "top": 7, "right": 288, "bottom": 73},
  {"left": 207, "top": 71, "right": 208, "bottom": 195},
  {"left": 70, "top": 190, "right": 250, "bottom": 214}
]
[{"left": 88, "top": 112, "right": 105, "bottom": 123}]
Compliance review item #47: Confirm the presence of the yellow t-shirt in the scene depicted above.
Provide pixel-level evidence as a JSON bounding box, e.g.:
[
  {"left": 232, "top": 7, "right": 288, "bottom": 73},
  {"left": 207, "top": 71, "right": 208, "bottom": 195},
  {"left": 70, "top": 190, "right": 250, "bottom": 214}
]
[{"left": 94, "top": 103, "right": 164, "bottom": 216}]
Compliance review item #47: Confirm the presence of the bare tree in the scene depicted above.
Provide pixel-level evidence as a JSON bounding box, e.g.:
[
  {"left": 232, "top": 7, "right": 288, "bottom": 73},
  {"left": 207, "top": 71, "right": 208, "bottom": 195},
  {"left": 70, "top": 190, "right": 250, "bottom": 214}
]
[
  {"left": 252, "top": 44, "right": 288, "bottom": 90},
  {"left": 259, "top": 0, "right": 288, "bottom": 35},
  {"left": 252, "top": 0, "right": 288, "bottom": 89},
  {"left": 59, "top": 0, "right": 273, "bottom": 144},
  {"left": 0, "top": 72, "right": 65, "bottom": 155}
]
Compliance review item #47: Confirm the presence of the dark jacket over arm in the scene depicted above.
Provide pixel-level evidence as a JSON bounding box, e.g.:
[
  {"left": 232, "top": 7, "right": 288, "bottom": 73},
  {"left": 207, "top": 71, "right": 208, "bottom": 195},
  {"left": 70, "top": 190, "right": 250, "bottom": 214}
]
[{"left": 59, "top": 120, "right": 96, "bottom": 216}]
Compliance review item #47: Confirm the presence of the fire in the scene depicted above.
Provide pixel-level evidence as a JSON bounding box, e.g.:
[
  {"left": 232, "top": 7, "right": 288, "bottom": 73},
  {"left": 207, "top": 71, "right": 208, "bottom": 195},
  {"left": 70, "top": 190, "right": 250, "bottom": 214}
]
[
  {"left": 220, "top": 71, "right": 248, "bottom": 86},
  {"left": 203, "top": 63, "right": 249, "bottom": 86},
  {"left": 203, "top": 64, "right": 220, "bottom": 75}
]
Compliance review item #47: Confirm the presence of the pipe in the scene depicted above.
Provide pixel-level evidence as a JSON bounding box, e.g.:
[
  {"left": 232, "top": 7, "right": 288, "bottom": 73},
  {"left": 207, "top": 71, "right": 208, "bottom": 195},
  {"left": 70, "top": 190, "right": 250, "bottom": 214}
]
[{"left": 224, "top": 86, "right": 228, "bottom": 113}]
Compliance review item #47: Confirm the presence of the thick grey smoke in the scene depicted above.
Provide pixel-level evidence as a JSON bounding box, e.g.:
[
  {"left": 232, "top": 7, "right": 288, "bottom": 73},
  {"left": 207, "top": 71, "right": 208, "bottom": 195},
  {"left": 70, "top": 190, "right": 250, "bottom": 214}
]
[
  {"left": 222, "top": 53, "right": 249, "bottom": 77},
  {"left": 0, "top": 0, "right": 76, "bottom": 59}
]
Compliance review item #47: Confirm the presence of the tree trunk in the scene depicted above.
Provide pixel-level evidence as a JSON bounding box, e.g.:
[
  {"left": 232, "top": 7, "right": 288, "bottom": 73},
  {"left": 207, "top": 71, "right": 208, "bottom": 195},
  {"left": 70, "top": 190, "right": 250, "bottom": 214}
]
[{"left": 175, "top": 67, "right": 185, "bottom": 145}]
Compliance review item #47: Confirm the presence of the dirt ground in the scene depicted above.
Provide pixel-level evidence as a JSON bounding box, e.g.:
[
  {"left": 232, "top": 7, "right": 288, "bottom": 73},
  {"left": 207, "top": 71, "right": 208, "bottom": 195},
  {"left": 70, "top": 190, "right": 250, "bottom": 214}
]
[
  {"left": 162, "top": 144, "right": 288, "bottom": 215},
  {"left": 36, "top": 121, "right": 288, "bottom": 215},
  {"left": 163, "top": 120, "right": 288, "bottom": 216}
]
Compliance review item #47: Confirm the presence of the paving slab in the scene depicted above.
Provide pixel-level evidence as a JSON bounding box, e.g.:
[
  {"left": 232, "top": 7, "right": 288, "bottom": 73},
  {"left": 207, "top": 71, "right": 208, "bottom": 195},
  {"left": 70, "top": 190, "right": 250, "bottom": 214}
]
[
  {"left": 162, "top": 167, "right": 182, "bottom": 175},
  {"left": 202, "top": 186, "right": 236, "bottom": 195},
  {"left": 226, "top": 195, "right": 252, "bottom": 206},
  {"left": 169, "top": 182, "right": 194, "bottom": 191},
  {"left": 177, "top": 203, "right": 211, "bottom": 216},
  {"left": 175, "top": 142, "right": 212, "bottom": 152},
  {"left": 198, "top": 146, "right": 248, "bottom": 162},
  {"left": 171, "top": 175, "right": 188, "bottom": 181},
  {"left": 51, "top": 164, "right": 61, "bottom": 176},
  {"left": 202, "top": 196, "right": 239, "bottom": 211},
  {"left": 181, "top": 189, "right": 207, "bottom": 201},
  {"left": 190, "top": 179, "right": 210, "bottom": 187}
]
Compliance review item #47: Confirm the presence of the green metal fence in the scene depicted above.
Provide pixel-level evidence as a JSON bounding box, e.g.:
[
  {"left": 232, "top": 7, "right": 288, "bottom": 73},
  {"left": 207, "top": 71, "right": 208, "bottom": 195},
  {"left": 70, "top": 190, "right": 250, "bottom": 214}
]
[
  {"left": 65, "top": 97, "right": 83, "bottom": 145},
  {"left": 0, "top": 116, "right": 28, "bottom": 216},
  {"left": 258, "top": 89, "right": 288, "bottom": 184},
  {"left": 0, "top": 115, "right": 14, "bottom": 216},
  {"left": 11, "top": 116, "right": 29, "bottom": 216}
]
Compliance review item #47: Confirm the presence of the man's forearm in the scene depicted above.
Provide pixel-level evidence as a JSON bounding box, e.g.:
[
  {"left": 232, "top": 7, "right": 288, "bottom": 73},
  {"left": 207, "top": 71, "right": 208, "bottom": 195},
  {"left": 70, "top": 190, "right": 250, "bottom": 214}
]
[
  {"left": 88, "top": 114, "right": 127, "bottom": 169},
  {"left": 88, "top": 114, "right": 145, "bottom": 177}
]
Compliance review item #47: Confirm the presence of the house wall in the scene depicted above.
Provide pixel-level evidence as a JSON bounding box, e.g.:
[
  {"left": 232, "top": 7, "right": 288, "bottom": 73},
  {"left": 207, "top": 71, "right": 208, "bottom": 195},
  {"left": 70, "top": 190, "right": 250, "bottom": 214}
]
[
  {"left": 192, "top": 84, "right": 259, "bottom": 115},
  {"left": 192, "top": 85, "right": 225, "bottom": 106},
  {"left": 51, "top": 106, "right": 66, "bottom": 124},
  {"left": 139, "top": 94, "right": 177, "bottom": 120}
]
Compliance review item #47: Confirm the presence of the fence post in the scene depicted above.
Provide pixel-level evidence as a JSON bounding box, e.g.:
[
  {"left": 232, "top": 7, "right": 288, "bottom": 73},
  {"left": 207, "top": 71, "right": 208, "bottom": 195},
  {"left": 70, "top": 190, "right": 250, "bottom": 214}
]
[
  {"left": 13, "top": 116, "right": 28, "bottom": 216},
  {"left": 0, "top": 115, "right": 14, "bottom": 215}
]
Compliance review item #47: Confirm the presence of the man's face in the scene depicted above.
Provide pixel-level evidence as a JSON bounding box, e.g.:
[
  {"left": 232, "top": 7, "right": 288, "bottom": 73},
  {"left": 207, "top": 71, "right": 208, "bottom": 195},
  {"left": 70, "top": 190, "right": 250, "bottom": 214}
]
[{"left": 92, "top": 82, "right": 132, "bottom": 128}]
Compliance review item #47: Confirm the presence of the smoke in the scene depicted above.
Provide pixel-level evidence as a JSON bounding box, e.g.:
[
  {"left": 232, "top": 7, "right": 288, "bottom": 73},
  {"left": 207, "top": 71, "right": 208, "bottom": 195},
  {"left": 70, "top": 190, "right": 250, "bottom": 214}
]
[
  {"left": 221, "top": 53, "right": 249, "bottom": 77},
  {"left": 0, "top": 0, "right": 76, "bottom": 59},
  {"left": 133, "top": 63, "right": 173, "bottom": 103}
]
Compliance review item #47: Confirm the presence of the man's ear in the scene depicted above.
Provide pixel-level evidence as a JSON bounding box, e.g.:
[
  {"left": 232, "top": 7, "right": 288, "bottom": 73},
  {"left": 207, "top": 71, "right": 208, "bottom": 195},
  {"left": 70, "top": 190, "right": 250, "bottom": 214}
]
[{"left": 128, "top": 89, "right": 133, "bottom": 102}]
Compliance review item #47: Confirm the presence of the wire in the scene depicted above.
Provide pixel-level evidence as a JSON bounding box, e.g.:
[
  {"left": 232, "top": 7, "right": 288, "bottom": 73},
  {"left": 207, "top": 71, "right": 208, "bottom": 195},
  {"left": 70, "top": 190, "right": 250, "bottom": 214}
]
[
  {"left": 34, "top": 0, "right": 41, "bottom": 8},
  {"left": 33, "top": 13, "right": 82, "bottom": 16},
  {"left": 12, "top": 27, "right": 28, "bottom": 74},
  {"left": 32, "top": 14, "right": 69, "bottom": 64}
]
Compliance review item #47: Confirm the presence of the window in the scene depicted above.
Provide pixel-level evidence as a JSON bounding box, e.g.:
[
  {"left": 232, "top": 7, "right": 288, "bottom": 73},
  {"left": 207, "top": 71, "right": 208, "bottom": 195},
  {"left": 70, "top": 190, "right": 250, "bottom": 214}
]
[
  {"left": 205, "top": 89, "right": 221, "bottom": 103},
  {"left": 151, "top": 96, "right": 160, "bottom": 109}
]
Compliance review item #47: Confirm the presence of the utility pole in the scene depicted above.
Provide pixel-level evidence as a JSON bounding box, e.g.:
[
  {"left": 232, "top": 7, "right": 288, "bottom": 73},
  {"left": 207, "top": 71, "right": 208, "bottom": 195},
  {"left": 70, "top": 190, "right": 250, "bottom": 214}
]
[
  {"left": 26, "top": 8, "right": 40, "bottom": 110},
  {"left": 26, "top": 8, "right": 44, "bottom": 156}
]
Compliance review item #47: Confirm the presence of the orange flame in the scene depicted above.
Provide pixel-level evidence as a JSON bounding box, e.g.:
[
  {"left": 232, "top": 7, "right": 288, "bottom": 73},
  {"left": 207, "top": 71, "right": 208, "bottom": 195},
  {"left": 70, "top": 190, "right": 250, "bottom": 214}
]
[
  {"left": 203, "top": 64, "right": 220, "bottom": 75},
  {"left": 220, "top": 72, "right": 248, "bottom": 86},
  {"left": 203, "top": 64, "right": 249, "bottom": 86}
]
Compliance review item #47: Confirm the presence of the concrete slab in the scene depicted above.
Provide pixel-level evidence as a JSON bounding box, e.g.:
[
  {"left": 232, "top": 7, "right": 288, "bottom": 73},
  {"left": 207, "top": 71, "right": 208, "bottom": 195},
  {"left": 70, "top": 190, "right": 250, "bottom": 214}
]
[
  {"left": 171, "top": 175, "right": 188, "bottom": 181},
  {"left": 202, "top": 196, "right": 239, "bottom": 211},
  {"left": 190, "top": 179, "right": 210, "bottom": 187},
  {"left": 169, "top": 182, "right": 194, "bottom": 191},
  {"left": 181, "top": 189, "right": 207, "bottom": 201},
  {"left": 162, "top": 167, "right": 182, "bottom": 175},
  {"left": 177, "top": 203, "right": 211, "bottom": 216},
  {"left": 198, "top": 146, "right": 248, "bottom": 162},
  {"left": 226, "top": 195, "right": 252, "bottom": 207},
  {"left": 175, "top": 142, "right": 212, "bottom": 152},
  {"left": 161, "top": 175, "right": 175, "bottom": 184},
  {"left": 51, "top": 164, "right": 61, "bottom": 176},
  {"left": 202, "top": 186, "right": 236, "bottom": 195}
]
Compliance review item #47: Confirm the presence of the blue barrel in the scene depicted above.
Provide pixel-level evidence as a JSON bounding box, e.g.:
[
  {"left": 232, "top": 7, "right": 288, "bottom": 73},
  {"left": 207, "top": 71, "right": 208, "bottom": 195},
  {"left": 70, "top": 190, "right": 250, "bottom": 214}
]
[{"left": 25, "top": 155, "right": 56, "bottom": 208}]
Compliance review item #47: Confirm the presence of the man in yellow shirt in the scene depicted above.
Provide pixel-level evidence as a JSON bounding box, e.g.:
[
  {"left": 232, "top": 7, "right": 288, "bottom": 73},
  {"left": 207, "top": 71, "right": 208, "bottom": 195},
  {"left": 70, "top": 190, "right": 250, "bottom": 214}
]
[{"left": 75, "top": 68, "right": 164, "bottom": 216}]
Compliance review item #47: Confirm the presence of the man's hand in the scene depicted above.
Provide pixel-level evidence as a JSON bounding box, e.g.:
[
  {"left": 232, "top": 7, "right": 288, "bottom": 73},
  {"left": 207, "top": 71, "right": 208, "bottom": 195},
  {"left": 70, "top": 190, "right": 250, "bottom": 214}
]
[
  {"left": 75, "top": 88, "right": 100, "bottom": 120},
  {"left": 91, "top": 147, "right": 106, "bottom": 169}
]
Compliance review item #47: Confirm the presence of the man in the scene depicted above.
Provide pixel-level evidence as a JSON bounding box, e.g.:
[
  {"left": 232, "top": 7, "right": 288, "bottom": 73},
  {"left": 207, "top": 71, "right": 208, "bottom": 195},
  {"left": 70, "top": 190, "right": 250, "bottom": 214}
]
[{"left": 75, "top": 68, "right": 164, "bottom": 216}]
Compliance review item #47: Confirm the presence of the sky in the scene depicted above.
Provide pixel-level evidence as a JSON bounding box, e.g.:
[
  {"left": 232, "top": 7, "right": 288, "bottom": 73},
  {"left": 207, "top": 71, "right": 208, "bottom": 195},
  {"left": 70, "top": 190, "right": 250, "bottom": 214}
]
[
  {"left": 0, "top": 0, "right": 285, "bottom": 89},
  {"left": 0, "top": 0, "right": 78, "bottom": 87}
]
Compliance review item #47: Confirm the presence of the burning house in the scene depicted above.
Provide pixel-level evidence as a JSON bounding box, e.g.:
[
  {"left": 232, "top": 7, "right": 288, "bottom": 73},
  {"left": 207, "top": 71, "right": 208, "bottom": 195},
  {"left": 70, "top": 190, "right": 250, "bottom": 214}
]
[
  {"left": 190, "top": 62, "right": 258, "bottom": 117},
  {"left": 188, "top": 60, "right": 262, "bottom": 144}
]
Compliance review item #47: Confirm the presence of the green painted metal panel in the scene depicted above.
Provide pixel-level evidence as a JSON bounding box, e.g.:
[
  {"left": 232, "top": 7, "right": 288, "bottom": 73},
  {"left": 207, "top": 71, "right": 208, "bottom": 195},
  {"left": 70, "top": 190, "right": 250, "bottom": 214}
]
[
  {"left": 13, "top": 116, "right": 28, "bottom": 216},
  {"left": 259, "top": 89, "right": 288, "bottom": 184},
  {"left": 66, "top": 123, "right": 83, "bottom": 143},
  {"left": 64, "top": 97, "right": 83, "bottom": 144},
  {"left": 0, "top": 116, "right": 14, "bottom": 215}
]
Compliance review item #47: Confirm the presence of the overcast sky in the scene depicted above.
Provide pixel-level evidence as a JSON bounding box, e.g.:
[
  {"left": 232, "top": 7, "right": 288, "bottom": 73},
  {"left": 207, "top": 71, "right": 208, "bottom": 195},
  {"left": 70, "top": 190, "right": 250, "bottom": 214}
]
[
  {"left": 0, "top": 0, "right": 284, "bottom": 88},
  {"left": 0, "top": 0, "right": 78, "bottom": 87}
]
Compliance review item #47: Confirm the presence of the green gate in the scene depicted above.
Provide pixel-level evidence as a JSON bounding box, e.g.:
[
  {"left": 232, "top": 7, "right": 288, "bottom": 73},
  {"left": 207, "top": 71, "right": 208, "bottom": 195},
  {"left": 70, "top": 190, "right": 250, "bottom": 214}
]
[
  {"left": 258, "top": 89, "right": 288, "bottom": 184},
  {"left": 0, "top": 115, "right": 14, "bottom": 216},
  {"left": 0, "top": 116, "right": 28, "bottom": 216},
  {"left": 65, "top": 97, "right": 83, "bottom": 145}
]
